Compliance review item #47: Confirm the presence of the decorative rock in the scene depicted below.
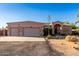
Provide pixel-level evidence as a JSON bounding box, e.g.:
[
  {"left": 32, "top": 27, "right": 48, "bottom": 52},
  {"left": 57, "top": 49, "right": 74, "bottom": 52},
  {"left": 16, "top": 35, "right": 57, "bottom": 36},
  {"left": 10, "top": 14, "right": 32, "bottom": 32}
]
[
  {"left": 65, "top": 35, "right": 78, "bottom": 42},
  {"left": 73, "top": 44, "right": 79, "bottom": 50}
]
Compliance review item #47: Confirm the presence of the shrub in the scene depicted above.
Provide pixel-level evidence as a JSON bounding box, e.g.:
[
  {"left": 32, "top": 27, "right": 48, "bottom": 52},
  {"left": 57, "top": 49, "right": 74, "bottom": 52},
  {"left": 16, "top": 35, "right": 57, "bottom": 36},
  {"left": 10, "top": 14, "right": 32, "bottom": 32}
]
[
  {"left": 75, "top": 29, "right": 79, "bottom": 34},
  {"left": 72, "top": 29, "right": 79, "bottom": 35},
  {"left": 47, "top": 35, "right": 53, "bottom": 39},
  {"left": 73, "top": 44, "right": 79, "bottom": 50},
  {"left": 65, "top": 35, "right": 78, "bottom": 42}
]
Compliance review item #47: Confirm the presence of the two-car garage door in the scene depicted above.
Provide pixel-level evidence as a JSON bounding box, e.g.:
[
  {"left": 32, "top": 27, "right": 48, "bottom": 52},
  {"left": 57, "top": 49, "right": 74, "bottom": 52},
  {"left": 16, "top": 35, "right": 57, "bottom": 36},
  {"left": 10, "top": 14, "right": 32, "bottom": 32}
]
[
  {"left": 10, "top": 27, "right": 42, "bottom": 37},
  {"left": 24, "top": 28, "right": 41, "bottom": 37}
]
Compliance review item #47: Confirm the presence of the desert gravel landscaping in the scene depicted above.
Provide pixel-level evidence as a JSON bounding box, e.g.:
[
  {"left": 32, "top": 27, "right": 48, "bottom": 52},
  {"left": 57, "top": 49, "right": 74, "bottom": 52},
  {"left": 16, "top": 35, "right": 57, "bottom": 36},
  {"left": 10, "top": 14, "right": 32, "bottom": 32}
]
[
  {"left": 0, "top": 36, "right": 63, "bottom": 56},
  {"left": 0, "top": 41, "right": 52, "bottom": 56},
  {"left": 0, "top": 36, "right": 79, "bottom": 56},
  {"left": 0, "top": 36, "right": 48, "bottom": 56},
  {"left": 48, "top": 38, "right": 79, "bottom": 56}
]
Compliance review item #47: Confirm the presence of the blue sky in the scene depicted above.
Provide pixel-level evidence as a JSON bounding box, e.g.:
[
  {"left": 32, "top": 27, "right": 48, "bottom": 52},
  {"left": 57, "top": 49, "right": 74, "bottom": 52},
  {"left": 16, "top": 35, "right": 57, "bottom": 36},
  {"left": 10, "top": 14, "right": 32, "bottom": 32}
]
[{"left": 0, "top": 3, "right": 79, "bottom": 28}]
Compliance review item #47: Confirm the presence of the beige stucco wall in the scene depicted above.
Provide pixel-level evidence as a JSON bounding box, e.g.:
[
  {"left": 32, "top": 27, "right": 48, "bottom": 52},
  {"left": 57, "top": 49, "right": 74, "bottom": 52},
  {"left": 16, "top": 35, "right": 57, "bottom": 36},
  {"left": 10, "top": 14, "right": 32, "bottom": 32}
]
[
  {"left": 7, "top": 21, "right": 72, "bottom": 36},
  {"left": 62, "top": 25, "right": 72, "bottom": 35},
  {"left": 52, "top": 22, "right": 72, "bottom": 35},
  {"left": 52, "top": 22, "right": 63, "bottom": 34},
  {"left": 7, "top": 22, "right": 44, "bottom": 36}
]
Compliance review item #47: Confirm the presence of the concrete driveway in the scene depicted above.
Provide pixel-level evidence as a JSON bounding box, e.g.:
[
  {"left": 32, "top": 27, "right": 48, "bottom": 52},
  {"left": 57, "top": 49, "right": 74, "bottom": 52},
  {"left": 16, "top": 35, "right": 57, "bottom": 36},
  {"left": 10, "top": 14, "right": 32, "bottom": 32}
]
[{"left": 0, "top": 36, "right": 45, "bottom": 41}]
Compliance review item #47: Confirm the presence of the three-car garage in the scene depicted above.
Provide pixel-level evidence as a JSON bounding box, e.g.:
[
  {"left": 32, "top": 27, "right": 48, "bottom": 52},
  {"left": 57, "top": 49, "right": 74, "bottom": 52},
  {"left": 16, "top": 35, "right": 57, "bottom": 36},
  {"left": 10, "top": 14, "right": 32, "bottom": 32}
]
[{"left": 7, "top": 21, "right": 44, "bottom": 37}]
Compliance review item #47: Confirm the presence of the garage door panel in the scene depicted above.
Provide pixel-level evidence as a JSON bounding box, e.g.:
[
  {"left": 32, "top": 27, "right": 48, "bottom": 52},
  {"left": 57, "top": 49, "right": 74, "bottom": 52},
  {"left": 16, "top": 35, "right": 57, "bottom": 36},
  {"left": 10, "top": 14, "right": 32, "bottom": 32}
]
[
  {"left": 24, "top": 28, "right": 41, "bottom": 37},
  {"left": 11, "top": 28, "right": 18, "bottom": 36}
]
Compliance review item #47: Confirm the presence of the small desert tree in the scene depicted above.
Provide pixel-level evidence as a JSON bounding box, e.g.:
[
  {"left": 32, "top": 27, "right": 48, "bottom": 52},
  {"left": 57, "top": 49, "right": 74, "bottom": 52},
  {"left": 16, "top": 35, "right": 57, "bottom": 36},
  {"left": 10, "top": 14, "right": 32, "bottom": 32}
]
[{"left": 47, "top": 15, "right": 53, "bottom": 39}]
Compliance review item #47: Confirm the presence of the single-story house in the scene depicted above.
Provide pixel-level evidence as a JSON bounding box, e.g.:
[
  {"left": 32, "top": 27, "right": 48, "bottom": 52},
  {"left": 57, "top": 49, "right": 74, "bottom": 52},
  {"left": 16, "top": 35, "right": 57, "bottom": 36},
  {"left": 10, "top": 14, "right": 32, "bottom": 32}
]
[{"left": 7, "top": 21, "right": 72, "bottom": 37}]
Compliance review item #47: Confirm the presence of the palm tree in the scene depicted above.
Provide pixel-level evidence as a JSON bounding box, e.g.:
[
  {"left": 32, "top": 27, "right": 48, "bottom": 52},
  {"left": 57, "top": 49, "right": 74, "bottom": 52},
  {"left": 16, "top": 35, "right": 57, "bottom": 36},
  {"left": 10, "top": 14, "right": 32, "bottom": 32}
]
[
  {"left": 48, "top": 15, "right": 51, "bottom": 35},
  {"left": 75, "top": 20, "right": 79, "bottom": 24},
  {"left": 75, "top": 14, "right": 79, "bottom": 24},
  {"left": 47, "top": 15, "right": 53, "bottom": 39}
]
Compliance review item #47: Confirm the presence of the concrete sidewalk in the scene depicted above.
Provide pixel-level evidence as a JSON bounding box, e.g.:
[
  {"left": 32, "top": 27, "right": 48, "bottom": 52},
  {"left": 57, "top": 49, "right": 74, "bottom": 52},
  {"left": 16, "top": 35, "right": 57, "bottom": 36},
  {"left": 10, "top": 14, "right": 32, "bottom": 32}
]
[{"left": 0, "top": 36, "right": 45, "bottom": 41}]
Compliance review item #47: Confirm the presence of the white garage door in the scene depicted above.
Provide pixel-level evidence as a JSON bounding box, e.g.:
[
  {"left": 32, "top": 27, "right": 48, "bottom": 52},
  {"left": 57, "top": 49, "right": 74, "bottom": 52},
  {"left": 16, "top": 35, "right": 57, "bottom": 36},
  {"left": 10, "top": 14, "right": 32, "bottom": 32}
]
[
  {"left": 24, "top": 28, "right": 41, "bottom": 37},
  {"left": 11, "top": 28, "right": 18, "bottom": 36}
]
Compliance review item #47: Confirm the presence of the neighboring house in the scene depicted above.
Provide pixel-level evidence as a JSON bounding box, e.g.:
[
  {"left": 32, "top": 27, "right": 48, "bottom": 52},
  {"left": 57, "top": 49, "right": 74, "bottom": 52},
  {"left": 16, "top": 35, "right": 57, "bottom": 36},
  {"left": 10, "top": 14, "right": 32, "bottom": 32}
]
[{"left": 7, "top": 21, "right": 72, "bottom": 37}]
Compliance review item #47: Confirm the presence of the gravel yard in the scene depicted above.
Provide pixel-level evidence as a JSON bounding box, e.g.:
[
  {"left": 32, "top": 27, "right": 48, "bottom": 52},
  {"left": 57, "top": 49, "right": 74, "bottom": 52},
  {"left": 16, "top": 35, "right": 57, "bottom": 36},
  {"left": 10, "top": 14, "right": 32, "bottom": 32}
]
[
  {"left": 0, "top": 36, "right": 76, "bottom": 56},
  {"left": 0, "top": 36, "right": 63, "bottom": 56},
  {"left": 48, "top": 39, "right": 79, "bottom": 56},
  {"left": 0, "top": 41, "right": 52, "bottom": 56},
  {"left": 0, "top": 36, "right": 48, "bottom": 56}
]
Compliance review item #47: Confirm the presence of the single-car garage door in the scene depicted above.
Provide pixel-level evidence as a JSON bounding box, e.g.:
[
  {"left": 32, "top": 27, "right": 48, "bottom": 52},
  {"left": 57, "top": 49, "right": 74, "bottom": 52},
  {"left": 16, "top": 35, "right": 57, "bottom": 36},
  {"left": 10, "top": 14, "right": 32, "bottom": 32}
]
[
  {"left": 24, "top": 27, "right": 41, "bottom": 37},
  {"left": 11, "top": 28, "right": 18, "bottom": 36}
]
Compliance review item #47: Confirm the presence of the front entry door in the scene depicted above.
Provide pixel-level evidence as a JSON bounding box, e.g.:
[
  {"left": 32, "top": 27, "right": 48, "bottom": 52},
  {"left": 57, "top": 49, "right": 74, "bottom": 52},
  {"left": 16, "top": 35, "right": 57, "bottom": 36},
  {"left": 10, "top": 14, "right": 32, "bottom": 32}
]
[
  {"left": 54, "top": 24, "right": 61, "bottom": 35},
  {"left": 54, "top": 27, "right": 60, "bottom": 34}
]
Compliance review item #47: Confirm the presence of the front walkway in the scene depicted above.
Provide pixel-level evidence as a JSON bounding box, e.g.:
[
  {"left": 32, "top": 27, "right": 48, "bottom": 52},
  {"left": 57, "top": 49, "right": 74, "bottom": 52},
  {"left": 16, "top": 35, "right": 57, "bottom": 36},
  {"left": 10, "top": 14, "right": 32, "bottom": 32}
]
[{"left": 0, "top": 36, "right": 45, "bottom": 41}]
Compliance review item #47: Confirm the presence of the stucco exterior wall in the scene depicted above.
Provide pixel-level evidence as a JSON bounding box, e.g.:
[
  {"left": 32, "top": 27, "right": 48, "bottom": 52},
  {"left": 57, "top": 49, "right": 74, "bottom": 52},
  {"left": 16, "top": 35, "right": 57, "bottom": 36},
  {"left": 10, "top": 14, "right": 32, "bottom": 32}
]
[
  {"left": 52, "top": 22, "right": 72, "bottom": 35},
  {"left": 7, "top": 21, "right": 72, "bottom": 37},
  {"left": 7, "top": 22, "right": 44, "bottom": 37},
  {"left": 62, "top": 25, "right": 72, "bottom": 35}
]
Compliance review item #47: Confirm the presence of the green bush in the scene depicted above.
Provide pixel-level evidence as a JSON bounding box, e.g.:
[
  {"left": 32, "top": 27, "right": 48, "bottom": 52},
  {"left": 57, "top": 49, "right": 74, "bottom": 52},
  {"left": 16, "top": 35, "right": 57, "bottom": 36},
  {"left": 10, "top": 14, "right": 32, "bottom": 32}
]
[
  {"left": 47, "top": 35, "right": 53, "bottom": 39},
  {"left": 75, "top": 29, "right": 79, "bottom": 33}
]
